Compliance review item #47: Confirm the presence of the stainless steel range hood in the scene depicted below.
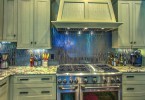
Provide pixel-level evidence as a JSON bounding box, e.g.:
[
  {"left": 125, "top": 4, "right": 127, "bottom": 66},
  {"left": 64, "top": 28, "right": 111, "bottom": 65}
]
[{"left": 51, "top": 0, "right": 123, "bottom": 31}]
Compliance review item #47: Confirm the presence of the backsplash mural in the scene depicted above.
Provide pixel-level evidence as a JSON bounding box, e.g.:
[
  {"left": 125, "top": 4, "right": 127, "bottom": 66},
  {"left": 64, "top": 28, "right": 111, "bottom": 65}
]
[{"left": 0, "top": 28, "right": 144, "bottom": 66}]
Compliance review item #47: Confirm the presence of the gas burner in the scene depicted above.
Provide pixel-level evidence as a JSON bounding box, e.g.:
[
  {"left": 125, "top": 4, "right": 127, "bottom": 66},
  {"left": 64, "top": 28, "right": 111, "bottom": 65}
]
[
  {"left": 94, "top": 64, "right": 119, "bottom": 73},
  {"left": 57, "top": 64, "right": 91, "bottom": 73}
]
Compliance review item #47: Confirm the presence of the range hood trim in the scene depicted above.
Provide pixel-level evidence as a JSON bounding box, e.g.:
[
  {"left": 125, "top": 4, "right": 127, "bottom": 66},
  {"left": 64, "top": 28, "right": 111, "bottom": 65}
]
[{"left": 51, "top": 21, "right": 123, "bottom": 29}]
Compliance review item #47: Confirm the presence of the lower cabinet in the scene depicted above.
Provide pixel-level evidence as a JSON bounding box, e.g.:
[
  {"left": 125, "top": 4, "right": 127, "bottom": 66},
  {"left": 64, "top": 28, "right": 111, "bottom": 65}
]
[
  {"left": 0, "top": 77, "right": 9, "bottom": 100},
  {"left": 10, "top": 75, "right": 56, "bottom": 100},
  {"left": 122, "top": 73, "right": 145, "bottom": 100}
]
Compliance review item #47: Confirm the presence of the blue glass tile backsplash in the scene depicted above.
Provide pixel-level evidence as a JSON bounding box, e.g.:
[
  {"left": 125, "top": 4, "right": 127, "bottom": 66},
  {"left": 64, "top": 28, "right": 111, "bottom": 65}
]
[{"left": 0, "top": 28, "right": 119, "bottom": 66}]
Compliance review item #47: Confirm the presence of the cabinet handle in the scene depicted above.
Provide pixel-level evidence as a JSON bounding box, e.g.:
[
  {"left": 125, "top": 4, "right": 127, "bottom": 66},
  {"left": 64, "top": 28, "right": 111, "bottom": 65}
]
[
  {"left": 130, "top": 42, "right": 133, "bottom": 44},
  {"left": 19, "top": 92, "right": 29, "bottom": 94},
  {"left": 31, "top": 42, "right": 33, "bottom": 44},
  {"left": 34, "top": 42, "right": 37, "bottom": 44},
  {"left": 41, "top": 78, "right": 50, "bottom": 80},
  {"left": 13, "top": 34, "right": 16, "bottom": 37},
  {"left": 19, "top": 78, "right": 29, "bottom": 81},
  {"left": 0, "top": 82, "right": 7, "bottom": 87},
  {"left": 41, "top": 91, "right": 50, "bottom": 94},
  {"left": 134, "top": 42, "right": 136, "bottom": 44},
  {"left": 126, "top": 76, "right": 134, "bottom": 78},
  {"left": 127, "top": 88, "right": 134, "bottom": 90}
]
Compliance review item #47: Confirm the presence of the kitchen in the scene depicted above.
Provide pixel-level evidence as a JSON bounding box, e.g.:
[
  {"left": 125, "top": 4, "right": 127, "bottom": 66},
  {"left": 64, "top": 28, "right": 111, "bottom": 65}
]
[{"left": 0, "top": 0, "right": 145, "bottom": 100}]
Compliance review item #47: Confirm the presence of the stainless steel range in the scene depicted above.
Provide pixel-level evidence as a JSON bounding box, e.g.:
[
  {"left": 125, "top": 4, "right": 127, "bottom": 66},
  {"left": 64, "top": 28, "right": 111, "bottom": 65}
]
[{"left": 56, "top": 64, "right": 122, "bottom": 100}]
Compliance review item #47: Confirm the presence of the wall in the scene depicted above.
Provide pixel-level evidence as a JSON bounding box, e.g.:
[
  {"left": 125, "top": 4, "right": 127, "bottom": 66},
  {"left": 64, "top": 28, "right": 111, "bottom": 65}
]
[{"left": 0, "top": 28, "right": 113, "bottom": 66}]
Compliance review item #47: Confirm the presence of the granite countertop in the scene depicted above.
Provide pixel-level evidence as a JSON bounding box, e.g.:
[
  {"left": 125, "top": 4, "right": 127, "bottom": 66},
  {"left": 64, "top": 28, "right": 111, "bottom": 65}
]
[
  {"left": 112, "top": 65, "right": 145, "bottom": 73},
  {"left": 0, "top": 66, "right": 57, "bottom": 81},
  {"left": 1, "top": 65, "right": 145, "bottom": 81}
]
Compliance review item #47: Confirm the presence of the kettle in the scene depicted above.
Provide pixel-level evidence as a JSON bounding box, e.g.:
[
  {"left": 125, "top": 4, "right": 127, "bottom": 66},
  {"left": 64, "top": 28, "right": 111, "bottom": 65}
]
[{"left": 130, "top": 50, "right": 142, "bottom": 67}]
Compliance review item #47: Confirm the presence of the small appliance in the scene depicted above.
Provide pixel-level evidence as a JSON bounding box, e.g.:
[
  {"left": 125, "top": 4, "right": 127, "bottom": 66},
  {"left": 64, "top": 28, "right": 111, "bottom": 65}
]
[
  {"left": 130, "top": 50, "right": 142, "bottom": 67},
  {"left": 0, "top": 53, "right": 9, "bottom": 69}
]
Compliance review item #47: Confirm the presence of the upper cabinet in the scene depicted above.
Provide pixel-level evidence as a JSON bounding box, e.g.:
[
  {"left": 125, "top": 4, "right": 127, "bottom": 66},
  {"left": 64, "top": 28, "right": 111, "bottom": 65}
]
[
  {"left": 17, "top": 0, "right": 51, "bottom": 49},
  {"left": 112, "top": 0, "right": 145, "bottom": 48},
  {"left": 3, "top": 0, "right": 17, "bottom": 42},
  {"left": 0, "top": 0, "right": 3, "bottom": 40}
]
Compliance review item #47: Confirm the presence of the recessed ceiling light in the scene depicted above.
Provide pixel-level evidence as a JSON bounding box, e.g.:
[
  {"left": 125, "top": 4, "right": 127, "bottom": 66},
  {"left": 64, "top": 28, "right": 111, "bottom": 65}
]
[
  {"left": 90, "top": 31, "right": 94, "bottom": 35},
  {"left": 67, "top": 27, "right": 70, "bottom": 30},
  {"left": 84, "top": 27, "right": 88, "bottom": 30},
  {"left": 65, "top": 31, "right": 69, "bottom": 35},
  {"left": 78, "top": 31, "right": 82, "bottom": 35}
]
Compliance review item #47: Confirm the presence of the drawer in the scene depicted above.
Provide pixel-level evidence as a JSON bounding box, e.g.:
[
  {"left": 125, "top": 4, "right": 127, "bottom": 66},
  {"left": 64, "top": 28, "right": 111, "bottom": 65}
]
[
  {"left": 123, "top": 84, "right": 145, "bottom": 96},
  {"left": 13, "top": 75, "right": 56, "bottom": 83},
  {"left": 13, "top": 83, "right": 56, "bottom": 99},
  {"left": 123, "top": 96, "right": 145, "bottom": 100},
  {"left": 123, "top": 73, "right": 145, "bottom": 81}
]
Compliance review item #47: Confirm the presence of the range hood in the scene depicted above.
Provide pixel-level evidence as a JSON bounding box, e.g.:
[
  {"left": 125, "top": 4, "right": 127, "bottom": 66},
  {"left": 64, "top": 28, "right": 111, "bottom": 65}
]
[{"left": 51, "top": 0, "right": 123, "bottom": 31}]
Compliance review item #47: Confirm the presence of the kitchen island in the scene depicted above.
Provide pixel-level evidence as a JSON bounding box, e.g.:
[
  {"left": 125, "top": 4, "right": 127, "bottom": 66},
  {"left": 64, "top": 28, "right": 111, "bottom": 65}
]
[{"left": 1, "top": 65, "right": 145, "bottom": 100}]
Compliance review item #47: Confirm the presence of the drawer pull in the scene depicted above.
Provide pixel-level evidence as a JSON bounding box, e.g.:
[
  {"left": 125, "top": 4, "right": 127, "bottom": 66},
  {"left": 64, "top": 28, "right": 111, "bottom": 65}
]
[
  {"left": 41, "top": 91, "right": 50, "bottom": 94},
  {"left": 126, "top": 76, "right": 134, "bottom": 78},
  {"left": 19, "top": 92, "right": 29, "bottom": 94},
  {"left": 0, "top": 82, "right": 7, "bottom": 87},
  {"left": 127, "top": 88, "right": 134, "bottom": 90},
  {"left": 41, "top": 78, "right": 50, "bottom": 80},
  {"left": 19, "top": 78, "right": 29, "bottom": 81}
]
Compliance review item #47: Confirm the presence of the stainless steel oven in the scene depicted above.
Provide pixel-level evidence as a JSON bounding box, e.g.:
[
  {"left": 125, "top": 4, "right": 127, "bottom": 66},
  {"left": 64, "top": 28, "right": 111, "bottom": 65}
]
[
  {"left": 80, "top": 84, "right": 121, "bottom": 100},
  {"left": 57, "top": 84, "right": 79, "bottom": 100}
]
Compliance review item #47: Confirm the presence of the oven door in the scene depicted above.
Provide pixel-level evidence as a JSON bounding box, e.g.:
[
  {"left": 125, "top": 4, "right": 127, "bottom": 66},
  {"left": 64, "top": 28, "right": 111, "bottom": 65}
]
[
  {"left": 80, "top": 84, "right": 121, "bottom": 100},
  {"left": 57, "top": 85, "right": 79, "bottom": 100}
]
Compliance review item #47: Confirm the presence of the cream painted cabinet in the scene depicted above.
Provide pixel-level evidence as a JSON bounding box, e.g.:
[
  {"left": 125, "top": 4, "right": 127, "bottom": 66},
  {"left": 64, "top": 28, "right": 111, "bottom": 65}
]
[
  {"left": 11, "top": 75, "right": 56, "bottom": 100},
  {"left": 17, "top": 0, "right": 51, "bottom": 49},
  {"left": 0, "top": 0, "right": 3, "bottom": 40},
  {"left": 3, "top": 0, "right": 17, "bottom": 41},
  {"left": 0, "top": 78, "right": 9, "bottom": 100},
  {"left": 122, "top": 73, "right": 145, "bottom": 100},
  {"left": 112, "top": 0, "right": 145, "bottom": 48}
]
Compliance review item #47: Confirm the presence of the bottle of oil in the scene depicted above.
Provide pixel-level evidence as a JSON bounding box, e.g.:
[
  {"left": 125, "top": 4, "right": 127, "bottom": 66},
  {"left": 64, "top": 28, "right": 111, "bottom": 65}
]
[{"left": 30, "top": 54, "right": 34, "bottom": 67}]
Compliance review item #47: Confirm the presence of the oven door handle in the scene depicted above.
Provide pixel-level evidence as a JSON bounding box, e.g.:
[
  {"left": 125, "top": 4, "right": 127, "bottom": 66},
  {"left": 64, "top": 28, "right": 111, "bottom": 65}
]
[
  {"left": 59, "top": 86, "right": 78, "bottom": 90},
  {"left": 81, "top": 85, "right": 120, "bottom": 90}
]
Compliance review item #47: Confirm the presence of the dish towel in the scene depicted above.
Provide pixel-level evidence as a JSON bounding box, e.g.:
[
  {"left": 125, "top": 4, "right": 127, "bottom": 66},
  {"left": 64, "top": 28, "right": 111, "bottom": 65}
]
[{"left": 84, "top": 93, "right": 98, "bottom": 100}]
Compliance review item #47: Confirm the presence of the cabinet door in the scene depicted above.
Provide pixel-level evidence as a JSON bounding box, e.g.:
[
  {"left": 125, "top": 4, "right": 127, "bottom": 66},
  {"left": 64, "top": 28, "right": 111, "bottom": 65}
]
[
  {"left": 0, "top": 79, "right": 8, "bottom": 100},
  {"left": 132, "top": 1, "right": 145, "bottom": 47},
  {"left": 0, "top": 0, "right": 3, "bottom": 40},
  {"left": 17, "top": 0, "right": 33, "bottom": 49},
  {"left": 34, "top": 0, "right": 51, "bottom": 49},
  {"left": 118, "top": 1, "right": 133, "bottom": 47},
  {"left": 3, "top": 0, "right": 17, "bottom": 41}
]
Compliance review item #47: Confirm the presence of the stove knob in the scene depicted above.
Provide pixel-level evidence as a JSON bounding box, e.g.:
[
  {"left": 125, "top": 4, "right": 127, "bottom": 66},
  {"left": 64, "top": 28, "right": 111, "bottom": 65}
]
[
  {"left": 116, "top": 78, "right": 121, "bottom": 83},
  {"left": 92, "top": 77, "right": 97, "bottom": 83},
  {"left": 111, "top": 78, "right": 116, "bottom": 83},
  {"left": 74, "top": 79, "right": 78, "bottom": 84},
  {"left": 63, "top": 79, "right": 67, "bottom": 84},
  {"left": 83, "top": 78, "right": 88, "bottom": 83},
  {"left": 69, "top": 79, "right": 73, "bottom": 84},
  {"left": 58, "top": 79, "right": 62, "bottom": 84},
  {"left": 103, "top": 78, "right": 107, "bottom": 84}
]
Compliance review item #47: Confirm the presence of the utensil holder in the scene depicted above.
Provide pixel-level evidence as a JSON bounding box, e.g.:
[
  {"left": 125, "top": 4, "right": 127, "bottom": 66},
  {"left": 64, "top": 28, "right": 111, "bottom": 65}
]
[{"left": 42, "top": 60, "right": 48, "bottom": 67}]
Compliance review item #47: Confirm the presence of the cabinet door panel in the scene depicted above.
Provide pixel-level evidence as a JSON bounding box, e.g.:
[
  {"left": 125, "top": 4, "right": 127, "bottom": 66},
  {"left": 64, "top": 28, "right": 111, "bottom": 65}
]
[
  {"left": 133, "top": 1, "right": 145, "bottom": 47},
  {"left": 4, "top": 0, "right": 17, "bottom": 41},
  {"left": 34, "top": 0, "right": 51, "bottom": 49},
  {"left": 0, "top": 0, "right": 3, "bottom": 40},
  {"left": 0, "top": 78, "right": 8, "bottom": 100},
  {"left": 17, "top": 0, "right": 33, "bottom": 49},
  {"left": 118, "top": 1, "right": 132, "bottom": 47}
]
